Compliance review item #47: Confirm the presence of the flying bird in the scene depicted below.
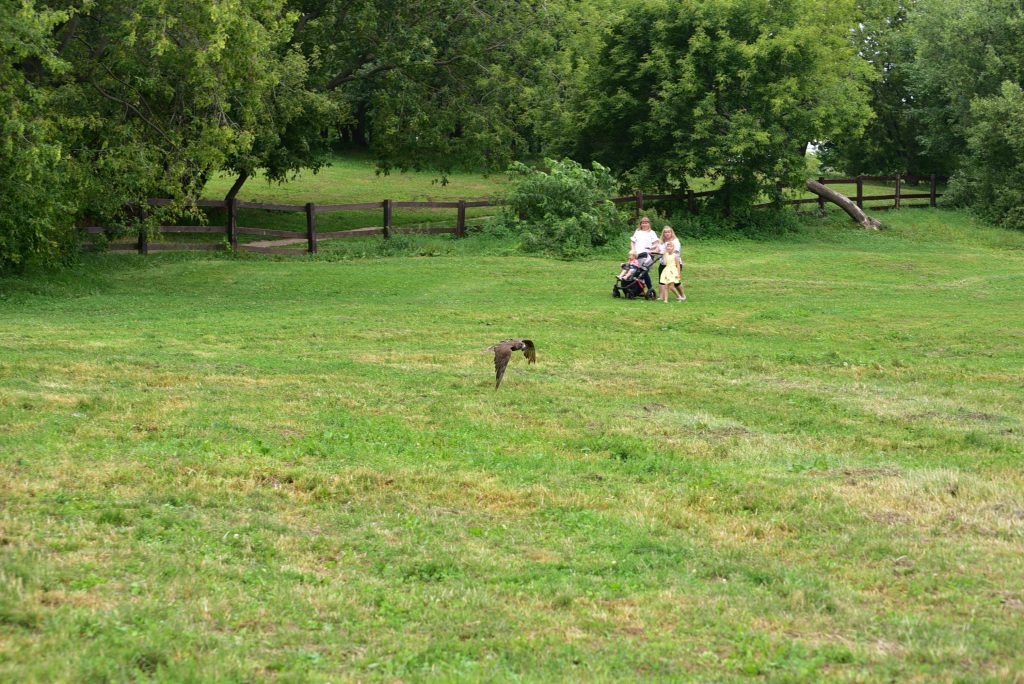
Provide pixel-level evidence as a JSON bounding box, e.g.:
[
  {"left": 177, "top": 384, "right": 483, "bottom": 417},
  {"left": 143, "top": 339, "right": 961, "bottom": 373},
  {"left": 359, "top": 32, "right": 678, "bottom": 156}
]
[{"left": 484, "top": 339, "right": 536, "bottom": 389}]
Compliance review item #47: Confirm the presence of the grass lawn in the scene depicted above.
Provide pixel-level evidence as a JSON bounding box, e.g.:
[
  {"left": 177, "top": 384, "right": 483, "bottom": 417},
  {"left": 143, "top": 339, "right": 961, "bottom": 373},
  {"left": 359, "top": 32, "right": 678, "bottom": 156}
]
[{"left": 2, "top": 208, "right": 1022, "bottom": 681}]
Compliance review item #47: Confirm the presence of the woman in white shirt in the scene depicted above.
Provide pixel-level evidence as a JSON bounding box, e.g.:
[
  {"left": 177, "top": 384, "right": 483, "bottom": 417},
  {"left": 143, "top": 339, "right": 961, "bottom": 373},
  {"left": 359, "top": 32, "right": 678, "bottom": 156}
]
[{"left": 629, "top": 216, "right": 660, "bottom": 294}]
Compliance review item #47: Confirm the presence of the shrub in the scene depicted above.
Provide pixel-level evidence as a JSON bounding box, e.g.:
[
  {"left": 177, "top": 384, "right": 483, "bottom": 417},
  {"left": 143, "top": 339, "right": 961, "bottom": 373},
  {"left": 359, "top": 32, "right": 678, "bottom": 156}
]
[
  {"left": 485, "top": 158, "right": 624, "bottom": 259},
  {"left": 670, "top": 208, "right": 799, "bottom": 240}
]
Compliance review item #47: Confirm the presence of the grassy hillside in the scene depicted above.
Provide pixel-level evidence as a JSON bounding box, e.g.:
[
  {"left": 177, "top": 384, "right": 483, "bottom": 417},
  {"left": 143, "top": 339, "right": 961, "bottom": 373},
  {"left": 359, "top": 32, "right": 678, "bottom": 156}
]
[
  {"left": 203, "top": 154, "right": 511, "bottom": 204},
  {"left": 2, "top": 209, "right": 1022, "bottom": 681}
]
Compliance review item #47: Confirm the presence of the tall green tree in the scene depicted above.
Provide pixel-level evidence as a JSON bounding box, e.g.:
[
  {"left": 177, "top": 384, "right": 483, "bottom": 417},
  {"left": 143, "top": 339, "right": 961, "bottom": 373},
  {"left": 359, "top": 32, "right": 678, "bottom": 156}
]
[
  {"left": 574, "top": 0, "right": 874, "bottom": 210},
  {"left": 818, "top": 0, "right": 931, "bottom": 175},
  {"left": 528, "top": 0, "right": 628, "bottom": 158},
  {"left": 47, "top": 0, "right": 340, "bottom": 216},
  {"left": 288, "top": 0, "right": 568, "bottom": 175},
  {"left": 908, "top": 0, "right": 1024, "bottom": 175},
  {"left": 0, "top": 1, "right": 75, "bottom": 271},
  {"left": 946, "top": 81, "right": 1024, "bottom": 230}
]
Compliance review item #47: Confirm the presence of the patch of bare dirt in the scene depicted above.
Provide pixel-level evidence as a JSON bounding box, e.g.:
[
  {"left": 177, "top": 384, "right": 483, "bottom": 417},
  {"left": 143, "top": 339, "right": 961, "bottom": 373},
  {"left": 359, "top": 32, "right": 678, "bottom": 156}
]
[
  {"left": 996, "top": 592, "right": 1024, "bottom": 611},
  {"left": 867, "top": 510, "right": 913, "bottom": 526},
  {"left": 806, "top": 466, "right": 902, "bottom": 482}
]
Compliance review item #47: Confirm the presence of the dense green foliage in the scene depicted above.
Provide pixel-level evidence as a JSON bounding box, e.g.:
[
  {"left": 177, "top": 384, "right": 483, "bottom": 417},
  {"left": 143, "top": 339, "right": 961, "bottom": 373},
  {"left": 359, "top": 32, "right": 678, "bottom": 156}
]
[
  {"left": 482, "top": 158, "right": 621, "bottom": 258},
  {"left": 945, "top": 81, "right": 1024, "bottom": 230},
  {"left": 801, "top": 0, "right": 1024, "bottom": 226},
  {"left": 574, "top": 0, "right": 873, "bottom": 211},
  {"left": 2, "top": 209, "right": 1023, "bottom": 680},
  {"left": 0, "top": 1, "right": 75, "bottom": 270},
  {"left": 0, "top": 0, "right": 567, "bottom": 272},
  {"left": 817, "top": 0, "right": 928, "bottom": 175},
  {"left": 824, "top": 0, "right": 1024, "bottom": 207},
  {"left": 905, "top": 0, "right": 1024, "bottom": 225},
  {"left": 290, "top": 0, "right": 568, "bottom": 174},
  {"left": 908, "top": 0, "right": 1024, "bottom": 176},
  {"left": 56, "top": 0, "right": 335, "bottom": 212}
]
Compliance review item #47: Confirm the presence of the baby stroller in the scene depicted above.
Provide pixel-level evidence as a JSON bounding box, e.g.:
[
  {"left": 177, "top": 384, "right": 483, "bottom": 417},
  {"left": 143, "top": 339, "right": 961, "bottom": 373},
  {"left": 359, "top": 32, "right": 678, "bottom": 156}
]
[{"left": 613, "top": 252, "right": 660, "bottom": 300}]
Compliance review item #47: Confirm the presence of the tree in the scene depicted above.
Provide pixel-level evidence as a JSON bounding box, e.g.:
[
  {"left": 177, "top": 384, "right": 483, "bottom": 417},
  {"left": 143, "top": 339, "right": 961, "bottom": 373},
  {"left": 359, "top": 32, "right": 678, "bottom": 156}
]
[
  {"left": 3, "top": 0, "right": 580, "bottom": 268},
  {"left": 908, "top": 0, "right": 1024, "bottom": 175},
  {"left": 946, "top": 81, "right": 1024, "bottom": 230},
  {"left": 818, "top": 0, "right": 931, "bottom": 175},
  {"left": 573, "top": 0, "right": 874, "bottom": 211},
  {"left": 288, "top": 0, "right": 569, "bottom": 176},
  {"left": 527, "top": 0, "right": 629, "bottom": 159},
  {"left": 44, "top": 0, "right": 341, "bottom": 216},
  {"left": 0, "top": 1, "right": 76, "bottom": 271}
]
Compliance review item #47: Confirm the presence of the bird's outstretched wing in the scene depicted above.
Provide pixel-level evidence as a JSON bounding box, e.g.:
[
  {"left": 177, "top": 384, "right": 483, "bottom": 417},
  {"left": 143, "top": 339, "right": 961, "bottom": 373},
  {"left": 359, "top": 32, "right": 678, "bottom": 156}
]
[
  {"left": 493, "top": 344, "right": 513, "bottom": 389},
  {"left": 521, "top": 339, "right": 536, "bottom": 364}
]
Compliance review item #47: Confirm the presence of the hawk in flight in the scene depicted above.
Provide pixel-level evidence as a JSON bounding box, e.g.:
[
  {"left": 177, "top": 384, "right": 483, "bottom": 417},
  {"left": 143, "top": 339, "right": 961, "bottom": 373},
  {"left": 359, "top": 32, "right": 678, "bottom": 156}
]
[{"left": 485, "top": 339, "right": 536, "bottom": 389}]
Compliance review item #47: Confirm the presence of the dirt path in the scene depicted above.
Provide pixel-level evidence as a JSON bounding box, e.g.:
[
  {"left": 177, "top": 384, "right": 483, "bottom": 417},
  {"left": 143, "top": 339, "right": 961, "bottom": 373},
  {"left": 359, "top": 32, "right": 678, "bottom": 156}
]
[{"left": 247, "top": 238, "right": 308, "bottom": 248}]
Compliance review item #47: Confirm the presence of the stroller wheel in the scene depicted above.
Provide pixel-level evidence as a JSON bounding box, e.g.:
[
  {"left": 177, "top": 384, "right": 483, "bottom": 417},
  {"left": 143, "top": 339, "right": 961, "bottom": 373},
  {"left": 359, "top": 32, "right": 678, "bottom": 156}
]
[{"left": 612, "top": 287, "right": 621, "bottom": 298}]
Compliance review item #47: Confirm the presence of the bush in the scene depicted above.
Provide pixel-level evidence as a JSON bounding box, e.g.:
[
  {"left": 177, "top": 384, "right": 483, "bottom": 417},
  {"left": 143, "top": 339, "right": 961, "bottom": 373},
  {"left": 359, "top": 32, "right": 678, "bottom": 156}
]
[
  {"left": 669, "top": 208, "right": 799, "bottom": 240},
  {"left": 945, "top": 81, "right": 1024, "bottom": 231},
  {"left": 482, "top": 158, "right": 624, "bottom": 259}
]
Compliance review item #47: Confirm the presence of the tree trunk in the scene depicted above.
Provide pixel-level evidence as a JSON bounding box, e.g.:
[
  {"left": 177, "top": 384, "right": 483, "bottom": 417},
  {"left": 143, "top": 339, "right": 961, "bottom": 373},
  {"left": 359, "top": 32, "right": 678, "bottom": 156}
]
[
  {"left": 805, "top": 180, "right": 881, "bottom": 230},
  {"left": 225, "top": 171, "right": 249, "bottom": 202}
]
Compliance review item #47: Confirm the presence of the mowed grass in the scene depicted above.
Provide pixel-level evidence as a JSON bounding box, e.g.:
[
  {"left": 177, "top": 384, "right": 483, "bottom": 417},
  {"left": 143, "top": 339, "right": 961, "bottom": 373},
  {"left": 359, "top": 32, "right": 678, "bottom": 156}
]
[{"left": 2, "top": 209, "right": 1023, "bottom": 681}]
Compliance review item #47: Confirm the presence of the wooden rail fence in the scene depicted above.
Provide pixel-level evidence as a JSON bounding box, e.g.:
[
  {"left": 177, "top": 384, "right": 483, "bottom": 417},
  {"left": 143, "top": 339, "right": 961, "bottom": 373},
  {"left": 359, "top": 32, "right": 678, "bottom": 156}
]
[
  {"left": 80, "top": 197, "right": 496, "bottom": 255},
  {"left": 623, "top": 174, "right": 945, "bottom": 217},
  {"left": 80, "top": 174, "right": 944, "bottom": 255}
]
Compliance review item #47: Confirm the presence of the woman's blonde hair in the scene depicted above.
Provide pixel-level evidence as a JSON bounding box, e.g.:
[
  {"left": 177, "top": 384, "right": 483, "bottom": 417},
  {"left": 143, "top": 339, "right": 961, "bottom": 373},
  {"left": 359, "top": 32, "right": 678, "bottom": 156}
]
[{"left": 661, "top": 226, "right": 675, "bottom": 239}]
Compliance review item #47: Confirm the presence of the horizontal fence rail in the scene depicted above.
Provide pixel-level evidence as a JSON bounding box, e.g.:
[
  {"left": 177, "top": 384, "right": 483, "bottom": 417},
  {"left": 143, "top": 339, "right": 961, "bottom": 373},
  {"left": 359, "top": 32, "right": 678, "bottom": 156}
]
[
  {"left": 80, "top": 196, "right": 500, "bottom": 255},
  {"left": 623, "top": 174, "right": 946, "bottom": 215},
  {"left": 79, "top": 174, "right": 945, "bottom": 255}
]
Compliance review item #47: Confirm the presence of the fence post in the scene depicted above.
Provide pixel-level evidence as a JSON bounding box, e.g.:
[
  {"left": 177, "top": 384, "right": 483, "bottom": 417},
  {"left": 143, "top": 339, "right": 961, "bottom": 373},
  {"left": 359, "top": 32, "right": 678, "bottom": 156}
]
[
  {"left": 137, "top": 226, "right": 148, "bottom": 255},
  {"left": 456, "top": 200, "right": 466, "bottom": 238},
  {"left": 227, "top": 198, "right": 238, "bottom": 250},
  {"left": 635, "top": 191, "right": 644, "bottom": 219},
  {"left": 382, "top": 199, "right": 392, "bottom": 239},
  {"left": 687, "top": 190, "right": 696, "bottom": 215},
  {"left": 856, "top": 176, "right": 864, "bottom": 210},
  {"left": 930, "top": 174, "right": 937, "bottom": 207},
  {"left": 818, "top": 176, "right": 826, "bottom": 212},
  {"left": 306, "top": 202, "right": 317, "bottom": 254},
  {"left": 894, "top": 174, "right": 902, "bottom": 210}
]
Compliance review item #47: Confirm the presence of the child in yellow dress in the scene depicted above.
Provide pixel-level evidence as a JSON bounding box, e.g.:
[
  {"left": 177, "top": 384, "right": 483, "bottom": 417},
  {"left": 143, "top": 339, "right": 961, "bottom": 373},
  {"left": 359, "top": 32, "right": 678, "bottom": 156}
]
[{"left": 659, "top": 241, "right": 685, "bottom": 302}]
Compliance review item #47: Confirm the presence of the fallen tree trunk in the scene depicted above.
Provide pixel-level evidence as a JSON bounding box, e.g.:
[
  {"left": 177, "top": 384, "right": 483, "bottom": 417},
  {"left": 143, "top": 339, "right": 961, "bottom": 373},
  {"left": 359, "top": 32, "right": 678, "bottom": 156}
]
[{"left": 805, "top": 180, "right": 882, "bottom": 229}]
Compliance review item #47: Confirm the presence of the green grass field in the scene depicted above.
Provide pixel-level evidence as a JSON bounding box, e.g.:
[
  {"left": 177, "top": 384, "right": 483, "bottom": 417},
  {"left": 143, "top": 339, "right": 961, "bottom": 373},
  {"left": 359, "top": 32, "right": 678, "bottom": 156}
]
[{"left": 3, "top": 204, "right": 1023, "bottom": 681}]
